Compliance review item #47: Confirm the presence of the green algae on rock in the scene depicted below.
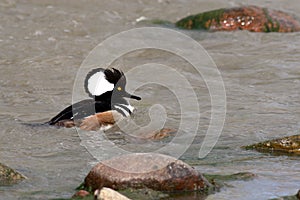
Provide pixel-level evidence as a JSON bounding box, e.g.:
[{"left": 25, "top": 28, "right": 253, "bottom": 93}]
[
  {"left": 204, "top": 172, "right": 256, "bottom": 182},
  {"left": 243, "top": 135, "right": 300, "bottom": 155},
  {"left": 0, "top": 163, "right": 25, "bottom": 185},
  {"left": 176, "top": 8, "right": 225, "bottom": 30},
  {"left": 176, "top": 5, "right": 300, "bottom": 32},
  {"left": 203, "top": 172, "right": 256, "bottom": 189}
]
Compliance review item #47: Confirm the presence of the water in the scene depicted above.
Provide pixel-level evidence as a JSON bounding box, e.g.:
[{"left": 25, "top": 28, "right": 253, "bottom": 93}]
[{"left": 0, "top": 0, "right": 300, "bottom": 199}]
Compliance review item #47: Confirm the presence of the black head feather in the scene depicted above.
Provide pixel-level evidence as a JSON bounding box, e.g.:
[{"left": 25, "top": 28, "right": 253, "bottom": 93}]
[{"left": 104, "top": 68, "right": 125, "bottom": 85}]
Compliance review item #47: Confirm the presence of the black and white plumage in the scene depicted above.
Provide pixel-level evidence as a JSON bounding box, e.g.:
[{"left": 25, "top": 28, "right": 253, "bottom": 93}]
[{"left": 47, "top": 68, "right": 141, "bottom": 129}]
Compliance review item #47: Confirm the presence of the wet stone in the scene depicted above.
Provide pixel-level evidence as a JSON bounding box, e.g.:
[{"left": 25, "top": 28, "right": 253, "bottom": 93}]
[
  {"left": 176, "top": 5, "right": 300, "bottom": 32},
  {"left": 83, "top": 153, "right": 213, "bottom": 193},
  {"left": 0, "top": 163, "right": 25, "bottom": 185},
  {"left": 269, "top": 189, "right": 300, "bottom": 200},
  {"left": 204, "top": 172, "right": 256, "bottom": 189},
  {"left": 72, "top": 190, "right": 91, "bottom": 198},
  {"left": 243, "top": 134, "right": 300, "bottom": 155}
]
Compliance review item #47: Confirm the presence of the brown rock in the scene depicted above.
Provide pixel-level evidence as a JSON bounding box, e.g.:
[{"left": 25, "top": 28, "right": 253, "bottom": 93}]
[
  {"left": 176, "top": 5, "right": 300, "bottom": 32},
  {"left": 0, "top": 163, "right": 25, "bottom": 185},
  {"left": 144, "top": 128, "right": 177, "bottom": 140},
  {"left": 72, "top": 190, "right": 90, "bottom": 198},
  {"left": 243, "top": 134, "right": 300, "bottom": 155},
  {"left": 84, "top": 153, "right": 212, "bottom": 192}
]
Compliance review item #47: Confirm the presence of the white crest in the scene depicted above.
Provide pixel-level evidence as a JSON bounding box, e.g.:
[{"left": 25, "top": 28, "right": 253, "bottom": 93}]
[{"left": 87, "top": 71, "right": 114, "bottom": 96}]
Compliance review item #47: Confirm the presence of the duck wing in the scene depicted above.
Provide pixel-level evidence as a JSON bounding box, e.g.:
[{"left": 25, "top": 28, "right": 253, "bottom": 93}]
[{"left": 47, "top": 99, "right": 110, "bottom": 125}]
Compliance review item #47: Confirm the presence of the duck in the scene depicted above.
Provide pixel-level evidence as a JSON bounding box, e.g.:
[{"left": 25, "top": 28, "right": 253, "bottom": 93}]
[{"left": 46, "top": 68, "right": 141, "bottom": 131}]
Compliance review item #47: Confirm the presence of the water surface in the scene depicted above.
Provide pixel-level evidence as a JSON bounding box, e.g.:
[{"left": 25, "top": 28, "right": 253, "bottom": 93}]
[{"left": 0, "top": 0, "right": 299, "bottom": 199}]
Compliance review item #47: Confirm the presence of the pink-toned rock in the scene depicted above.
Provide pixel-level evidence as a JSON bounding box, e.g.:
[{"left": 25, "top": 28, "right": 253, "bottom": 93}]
[
  {"left": 84, "top": 153, "right": 212, "bottom": 192},
  {"left": 72, "top": 190, "right": 90, "bottom": 198}
]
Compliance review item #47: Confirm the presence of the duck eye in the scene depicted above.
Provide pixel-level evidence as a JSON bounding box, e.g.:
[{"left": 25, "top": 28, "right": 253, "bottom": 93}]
[{"left": 117, "top": 87, "right": 122, "bottom": 91}]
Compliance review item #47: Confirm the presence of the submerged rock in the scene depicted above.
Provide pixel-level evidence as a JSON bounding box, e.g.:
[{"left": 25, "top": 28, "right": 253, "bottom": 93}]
[
  {"left": 144, "top": 128, "right": 176, "bottom": 140},
  {"left": 119, "top": 188, "right": 169, "bottom": 200},
  {"left": 176, "top": 5, "right": 300, "bottom": 32},
  {"left": 243, "top": 134, "right": 300, "bottom": 155},
  {"left": 270, "top": 189, "right": 300, "bottom": 200},
  {"left": 0, "top": 163, "right": 25, "bottom": 185},
  {"left": 83, "top": 153, "right": 212, "bottom": 193},
  {"left": 72, "top": 190, "right": 91, "bottom": 198},
  {"left": 204, "top": 172, "right": 256, "bottom": 182},
  {"left": 204, "top": 172, "right": 256, "bottom": 189}
]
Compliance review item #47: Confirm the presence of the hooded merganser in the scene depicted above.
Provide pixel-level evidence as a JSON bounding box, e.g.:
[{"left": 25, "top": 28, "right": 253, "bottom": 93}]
[{"left": 47, "top": 68, "right": 141, "bottom": 130}]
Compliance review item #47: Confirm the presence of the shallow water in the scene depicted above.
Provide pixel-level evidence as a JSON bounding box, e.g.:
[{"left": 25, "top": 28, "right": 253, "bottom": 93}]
[{"left": 0, "top": 0, "right": 300, "bottom": 199}]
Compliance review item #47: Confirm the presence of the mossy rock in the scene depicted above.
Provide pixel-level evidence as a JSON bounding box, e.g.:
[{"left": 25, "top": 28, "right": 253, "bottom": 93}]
[
  {"left": 243, "top": 135, "right": 300, "bottom": 155},
  {"left": 176, "top": 8, "right": 226, "bottom": 30},
  {"left": 204, "top": 172, "right": 255, "bottom": 183},
  {"left": 176, "top": 5, "right": 300, "bottom": 32},
  {"left": 0, "top": 163, "right": 25, "bottom": 185},
  {"left": 202, "top": 172, "right": 256, "bottom": 190}
]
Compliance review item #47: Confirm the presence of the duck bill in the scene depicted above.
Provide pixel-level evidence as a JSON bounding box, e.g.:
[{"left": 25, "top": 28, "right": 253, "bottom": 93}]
[{"left": 123, "top": 91, "right": 141, "bottom": 100}]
